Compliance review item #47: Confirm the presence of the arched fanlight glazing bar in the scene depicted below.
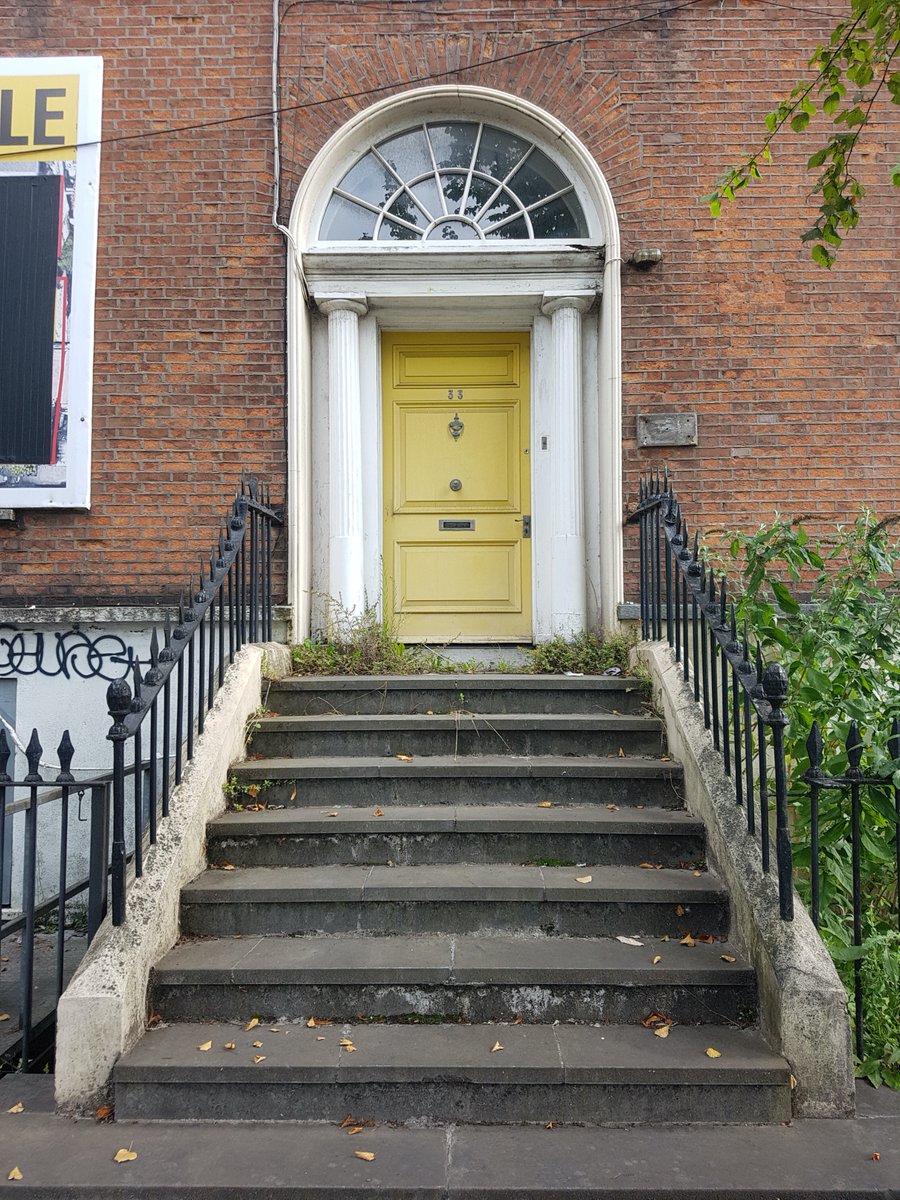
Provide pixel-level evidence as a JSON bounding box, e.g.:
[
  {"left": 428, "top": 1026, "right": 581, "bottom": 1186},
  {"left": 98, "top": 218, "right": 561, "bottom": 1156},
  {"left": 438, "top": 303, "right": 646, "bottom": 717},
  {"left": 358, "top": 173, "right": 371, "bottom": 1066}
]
[{"left": 319, "top": 121, "right": 589, "bottom": 242}]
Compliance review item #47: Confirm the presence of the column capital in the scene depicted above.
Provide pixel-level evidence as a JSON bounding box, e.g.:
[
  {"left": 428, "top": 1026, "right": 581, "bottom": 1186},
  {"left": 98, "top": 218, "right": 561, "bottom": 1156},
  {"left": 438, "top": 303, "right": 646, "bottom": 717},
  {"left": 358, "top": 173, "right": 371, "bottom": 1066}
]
[
  {"left": 316, "top": 292, "right": 368, "bottom": 317},
  {"left": 540, "top": 290, "right": 595, "bottom": 317}
]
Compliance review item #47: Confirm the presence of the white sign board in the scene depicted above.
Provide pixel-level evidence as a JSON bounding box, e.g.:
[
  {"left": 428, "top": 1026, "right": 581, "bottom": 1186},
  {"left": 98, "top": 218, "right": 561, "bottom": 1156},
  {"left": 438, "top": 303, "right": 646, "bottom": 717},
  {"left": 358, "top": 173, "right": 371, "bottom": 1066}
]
[{"left": 0, "top": 57, "right": 102, "bottom": 508}]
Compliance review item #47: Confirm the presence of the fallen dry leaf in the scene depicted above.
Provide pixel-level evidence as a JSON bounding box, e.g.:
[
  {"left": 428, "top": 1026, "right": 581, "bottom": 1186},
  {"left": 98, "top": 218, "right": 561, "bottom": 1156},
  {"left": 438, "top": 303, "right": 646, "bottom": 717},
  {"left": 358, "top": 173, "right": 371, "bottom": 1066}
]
[
  {"left": 373, "top": 808, "right": 384, "bottom": 817},
  {"left": 114, "top": 1148, "right": 138, "bottom": 1164},
  {"left": 871, "top": 1152, "right": 880, "bottom": 1161},
  {"left": 290, "top": 787, "right": 297, "bottom": 802},
  {"left": 252, "top": 1040, "right": 264, "bottom": 1048},
  {"left": 347, "top": 1126, "right": 364, "bottom": 1136},
  {"left": 574, "top": 875, "right": 593, "bottom": 884},
  {"left": 638, "top": 863, "right": 662, "bottom": 870},
  {"left": 197, "top": 1040, "right": 213, "bottom": 1052},
  {"left": 653, "top": 1026, "right": 670, "bottom": 1038},
  {"left": 327, "top": 811, "right": 339, "bottom": 817},
  {"left": 675, "top": 904, "right": 686, "bottom": 917},
  {"left": 652, "top": 955, "right": 662, "bottom": 965},
  {"left": 697, "top": 934, "right": 715, "bottom": 944},
  {"left": 680, "top": 934, "right": 696, "bottom": 947},
  {"left": 705, "top": 1047, "right": 722, "bottom": 1058},
  {"left": 721, "top": 954, "right": 737, "bottom": 964},
  {"left": 692, "top": 870, "right": 702, "bottom": 877},
  {"left": 394, "top": 754, "right": 413, "bottom": 762},
  {"left": 660, "top": 934, "right": 670, "bottom": 942},
  {"left": 490, "top": 1041, "right": 504, "bottom": 1053},
  {"left": 616, "top": 936, "right": 644, "bottom": 946},
  {"left": 339, "top": 1039, "right": 357, "bottom": 1052},
  {"left": 641, "top": 1011, "right": 673, "bottom": 1029},
  {"left": 354, "top": 1151, "right": 376, "bottom": 1162},
  {"left": 512, "top": 1013, "right": 524, "bottom": 1025},
  {"left": 0, "top": 1014, "right": 10, "bottom": 1022},
  {"left": 224, "top": 1042, "right": 236, "bottom": 1051},
  {"left": 545, "top": 1121, "right": 554, "bottom": 1130},
  {"left": 618, "top": 747, "right": 626, "bottom": 757},
  {"left": 790, "top": 1075, "right": 798, "bottom": 1090},
  {"left": 316, "top": 1035, "right": 326, "bottom": 1041},
  {"left": 253, "top": 1055, "right": 266, "bottom": 1064},
  {"left": 5, "top": 1103, "right": 24, "bottom": 1114},
  {"left": 340, "top": 1115, "right": 357, "bottom": 1128},
  {"left": 606, "top": 803, "right": 619, "bottom": 811},
  {"left": 8, "top": 1168, "right": 23, "bottom": 1181},
  {"left": 270, "top": 1027, "right": 281, "bottom": 1033},
  {"left": 221, "top": 863, "right": 236, "bottom": 871},
  {"left": 95, "top": 1104, "right": 113, "bottom": 1121},
  {"left": 536, "top": 801, "right": 553, "bottom": 809},
  {"left": 244, "top": 1018, "right": 259, "bottom": 1031}
]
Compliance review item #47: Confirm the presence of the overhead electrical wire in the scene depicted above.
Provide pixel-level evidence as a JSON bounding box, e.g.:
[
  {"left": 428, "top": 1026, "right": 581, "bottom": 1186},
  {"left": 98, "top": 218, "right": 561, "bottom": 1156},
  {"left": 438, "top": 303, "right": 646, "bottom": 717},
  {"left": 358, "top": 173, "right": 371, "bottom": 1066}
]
[{"left": 0, "top": 0, "right": 840, "bottom": 162}]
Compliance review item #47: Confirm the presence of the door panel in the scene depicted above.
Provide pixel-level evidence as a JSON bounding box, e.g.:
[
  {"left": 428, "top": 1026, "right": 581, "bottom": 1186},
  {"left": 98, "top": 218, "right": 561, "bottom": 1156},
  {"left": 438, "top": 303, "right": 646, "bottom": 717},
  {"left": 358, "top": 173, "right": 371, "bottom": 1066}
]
[{"left": 383, "top": 332, "right": 531, "bottom": 642}]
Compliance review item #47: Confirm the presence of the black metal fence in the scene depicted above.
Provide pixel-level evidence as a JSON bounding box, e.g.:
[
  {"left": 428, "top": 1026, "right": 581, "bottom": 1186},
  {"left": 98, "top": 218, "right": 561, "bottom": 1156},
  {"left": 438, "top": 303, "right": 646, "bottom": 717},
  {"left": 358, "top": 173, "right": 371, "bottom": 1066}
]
[
  {"left": 0, "top": 475, "right": 281, "bottom": 1072},
  {"left": 627, "top": 467, "right": 794, "bottom": 920},
  {"left": 628, "top": 467, "right": 900, "bottom": 1066},
  {"left": 804, "top": 719, "right": 900, "bottom": 1062}
]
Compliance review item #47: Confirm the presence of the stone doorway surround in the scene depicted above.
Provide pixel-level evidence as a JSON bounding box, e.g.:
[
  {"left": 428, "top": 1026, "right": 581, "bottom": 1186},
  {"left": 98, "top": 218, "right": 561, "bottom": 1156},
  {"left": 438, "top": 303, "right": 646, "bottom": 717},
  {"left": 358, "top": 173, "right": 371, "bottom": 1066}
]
[{"left": 286, "top": 86, "right": 623, "bottom": 642}]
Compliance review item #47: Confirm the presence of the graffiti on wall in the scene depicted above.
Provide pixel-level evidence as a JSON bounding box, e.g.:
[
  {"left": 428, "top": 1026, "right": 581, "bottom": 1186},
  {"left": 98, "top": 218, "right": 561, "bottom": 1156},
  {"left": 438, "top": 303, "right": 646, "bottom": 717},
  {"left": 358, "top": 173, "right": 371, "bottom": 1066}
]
[{"left": 0, "top": 627, "right": 135, "bottom": 681}]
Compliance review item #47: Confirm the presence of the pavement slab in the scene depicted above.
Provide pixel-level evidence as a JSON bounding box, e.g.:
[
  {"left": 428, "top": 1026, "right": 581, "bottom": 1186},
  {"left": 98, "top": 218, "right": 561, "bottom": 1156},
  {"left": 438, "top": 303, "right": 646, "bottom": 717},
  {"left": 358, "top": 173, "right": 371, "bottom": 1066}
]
[{"left": 0, "top": 1092, "right": 897, "bottom": 1197}]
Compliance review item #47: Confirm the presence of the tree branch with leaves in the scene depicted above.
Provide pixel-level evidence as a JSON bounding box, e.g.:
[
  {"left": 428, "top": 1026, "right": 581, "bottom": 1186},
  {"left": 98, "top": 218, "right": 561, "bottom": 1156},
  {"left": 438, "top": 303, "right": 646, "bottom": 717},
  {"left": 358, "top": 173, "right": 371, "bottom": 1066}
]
[{"left": 705, "top": 0, "right": 900, "bottom": 266}]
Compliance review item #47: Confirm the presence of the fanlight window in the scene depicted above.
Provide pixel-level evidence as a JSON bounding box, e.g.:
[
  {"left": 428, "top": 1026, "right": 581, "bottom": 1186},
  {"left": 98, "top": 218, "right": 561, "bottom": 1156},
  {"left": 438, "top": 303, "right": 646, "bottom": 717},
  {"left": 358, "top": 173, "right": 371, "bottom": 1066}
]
[{"left": 319, "top": 121, "right": 589, "bottom": 243}]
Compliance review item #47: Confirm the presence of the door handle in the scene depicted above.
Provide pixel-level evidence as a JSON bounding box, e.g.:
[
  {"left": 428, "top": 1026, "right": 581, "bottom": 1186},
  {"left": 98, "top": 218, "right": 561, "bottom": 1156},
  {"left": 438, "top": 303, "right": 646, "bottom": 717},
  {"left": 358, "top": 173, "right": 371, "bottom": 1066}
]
[{"left": 515, "top": 515, "right": 532, "bottom": 538}]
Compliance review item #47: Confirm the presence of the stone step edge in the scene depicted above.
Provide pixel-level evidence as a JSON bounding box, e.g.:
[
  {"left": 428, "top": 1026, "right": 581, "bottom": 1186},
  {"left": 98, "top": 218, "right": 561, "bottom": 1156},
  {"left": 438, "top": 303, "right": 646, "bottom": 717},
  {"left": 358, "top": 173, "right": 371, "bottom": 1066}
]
[
  {"left": 114, "top": 1021, "right": 788, "bottom": 1086},
  {"left": 229, "top": 755, "right": 682, "bottom": 780},
  {"left": 255, "top": 714, "right": 662, "bottom": 731},
  {"left": 272, "top": 674, "right": 646, "bottom": 691},
  {"left": 207, "top": 805, "right": 703, "bottom": 837}
]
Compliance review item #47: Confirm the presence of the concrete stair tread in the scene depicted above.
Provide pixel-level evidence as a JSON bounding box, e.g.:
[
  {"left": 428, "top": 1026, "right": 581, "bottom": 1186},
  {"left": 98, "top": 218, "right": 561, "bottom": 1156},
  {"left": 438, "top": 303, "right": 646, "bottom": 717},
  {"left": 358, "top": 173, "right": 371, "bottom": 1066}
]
[
  {"left": 209, "top": 803, "right": 702, "bottom": 836},
  {"left": 230, "top": 755, "right": 680, "bottom": 779},
  {"left": 255, "top": 713, "right": 662, "bottom": 732},
  {"left": 115, "top": 1021, "right": 788, "bottom": 1085},
  {"left": 274, "top": 674, "right": 646, "bottom": 690},
  {"left": 154, "top": 933, "right": 752, "bottom": 984},
  {"left": 183, "top": 862, "right": 725, "bottom": 903}
]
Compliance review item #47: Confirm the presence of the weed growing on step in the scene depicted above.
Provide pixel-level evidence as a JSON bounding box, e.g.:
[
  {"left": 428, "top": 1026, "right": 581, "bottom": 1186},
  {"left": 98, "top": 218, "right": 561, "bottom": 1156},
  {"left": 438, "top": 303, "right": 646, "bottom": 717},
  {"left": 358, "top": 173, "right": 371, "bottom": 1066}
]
[
  {"left": 292, "top": 599, "right": 434, "bottom": 675},
  {"left": 524, "top": 629, "right": 639, "bottom": 675}
]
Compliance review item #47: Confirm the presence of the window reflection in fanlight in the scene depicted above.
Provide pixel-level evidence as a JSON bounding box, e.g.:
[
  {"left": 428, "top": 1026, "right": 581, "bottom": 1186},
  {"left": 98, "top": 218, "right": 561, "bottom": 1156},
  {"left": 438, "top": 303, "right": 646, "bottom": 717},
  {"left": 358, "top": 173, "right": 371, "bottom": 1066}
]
[{"left": 319, "top": 121, "right": 588, "bottom": 242}]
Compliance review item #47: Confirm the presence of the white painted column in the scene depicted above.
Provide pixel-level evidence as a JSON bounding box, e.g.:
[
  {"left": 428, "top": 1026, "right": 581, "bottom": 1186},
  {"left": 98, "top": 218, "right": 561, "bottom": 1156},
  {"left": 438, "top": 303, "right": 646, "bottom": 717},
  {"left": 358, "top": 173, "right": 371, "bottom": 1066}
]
[
  {"left": 317, "top": 294, "right": 368, "bottom": 618},
  {"left": 541, "top": 291, "right": 595, "bottom": 637}
]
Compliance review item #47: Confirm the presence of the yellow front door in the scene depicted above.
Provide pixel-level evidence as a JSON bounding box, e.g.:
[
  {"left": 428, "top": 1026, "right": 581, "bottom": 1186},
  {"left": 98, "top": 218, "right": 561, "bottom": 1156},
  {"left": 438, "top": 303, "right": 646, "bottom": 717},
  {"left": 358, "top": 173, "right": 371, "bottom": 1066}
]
[{"left": 382, "top": 332, "right": 532, "bottom": 643}]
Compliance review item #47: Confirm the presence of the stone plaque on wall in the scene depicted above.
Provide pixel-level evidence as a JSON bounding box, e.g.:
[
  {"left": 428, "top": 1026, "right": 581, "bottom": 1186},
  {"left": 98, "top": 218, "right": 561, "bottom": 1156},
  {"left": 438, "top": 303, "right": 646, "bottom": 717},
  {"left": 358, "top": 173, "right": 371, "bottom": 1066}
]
[{"left": 637, "top": 413, "right": 698, "bottom": 448}]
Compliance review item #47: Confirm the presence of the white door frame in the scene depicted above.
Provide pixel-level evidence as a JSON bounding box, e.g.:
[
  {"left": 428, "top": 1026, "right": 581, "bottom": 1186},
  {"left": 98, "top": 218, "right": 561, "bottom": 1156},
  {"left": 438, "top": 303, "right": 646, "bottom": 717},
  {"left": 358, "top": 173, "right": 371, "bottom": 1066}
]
[{"left": 287, "top": 85, "right": 623, "bottom": 641}]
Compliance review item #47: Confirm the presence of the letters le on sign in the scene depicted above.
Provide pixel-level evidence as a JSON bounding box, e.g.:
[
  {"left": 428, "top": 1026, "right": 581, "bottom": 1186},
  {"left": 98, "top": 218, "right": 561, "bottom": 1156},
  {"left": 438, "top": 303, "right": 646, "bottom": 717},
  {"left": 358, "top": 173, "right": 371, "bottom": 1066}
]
[{"left": 0, "top": 58, "right": 102, "bottom": 508}]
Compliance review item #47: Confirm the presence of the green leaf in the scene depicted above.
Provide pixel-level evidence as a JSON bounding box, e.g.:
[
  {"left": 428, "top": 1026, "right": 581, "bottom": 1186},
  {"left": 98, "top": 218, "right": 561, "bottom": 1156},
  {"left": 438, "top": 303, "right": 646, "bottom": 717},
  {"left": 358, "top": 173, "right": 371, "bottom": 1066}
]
[
  {"left": 771, "top": 580, "right": 800, "bottom": 614},
  {"left": 811, "top": 244, "right": 835, "bottom": 268},
  {"left": 709, "top": 197, "right": 721, "bottom": 217},
  {"left": 791, "top": 112, "right": 811, "bottom": 132}
]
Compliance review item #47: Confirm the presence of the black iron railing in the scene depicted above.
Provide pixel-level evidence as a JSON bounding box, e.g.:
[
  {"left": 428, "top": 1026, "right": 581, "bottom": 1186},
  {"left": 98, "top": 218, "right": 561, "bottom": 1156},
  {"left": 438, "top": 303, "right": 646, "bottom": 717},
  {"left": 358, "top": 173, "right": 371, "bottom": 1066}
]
[
  {"left": 627, "top": 468, "right": 794, "bottom": 920},
  {"left": 628, "top": 468, "right": 900, "bottom": 1066},
  {"left": 0, "top": 474, "right": 281, "bottom": 1072},
  {"left": 804, "top": 719, "right": 900, "bottom": 1063}
]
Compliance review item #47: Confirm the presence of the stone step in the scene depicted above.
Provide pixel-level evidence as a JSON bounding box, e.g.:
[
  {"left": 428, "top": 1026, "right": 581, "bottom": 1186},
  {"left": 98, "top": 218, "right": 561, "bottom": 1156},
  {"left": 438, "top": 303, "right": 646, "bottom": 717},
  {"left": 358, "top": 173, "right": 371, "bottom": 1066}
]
[
  {"left": 267, "top": 674, "right": 647, "bottom": 716},
  {"left": 113, "top": 1020, "right": 791, "bottom": 1125},
  {"left": 207, "top": 803, "right": 706, "bottom": 868},
  {"left": 179, "top": 863, "right": 728, "bottom": 938},
  {"left": 152, "top": 933, "right": 754, "bottom": 1024},
  {"left": 248, "top": 713, "right": 665, "bottom": 759},
  {"left": 228, "top": 755, "right": 683, "bottom": 808}
]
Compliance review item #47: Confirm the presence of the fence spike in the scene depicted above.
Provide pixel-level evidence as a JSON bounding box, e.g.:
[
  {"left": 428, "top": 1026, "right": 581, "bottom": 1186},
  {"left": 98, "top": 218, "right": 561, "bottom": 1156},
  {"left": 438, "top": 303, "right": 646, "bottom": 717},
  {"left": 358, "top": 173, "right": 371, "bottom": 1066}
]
[
  {"left": 806, "top": 721, "right": 823, "bottom": 771},
  {"left": 0, "top": 729, "right": 11, "bottom": 782},
  {"left": 145, "top": 627, "right": 164, "bottom": 685},
  {"left": 56, "top": 730, "right": 76, "bottom": 784},
  {"left": 727, "top": 602, "right": 740, "bottom": 654},
  {"left": 196, "top": 568, "right": 209, "bottom": 605},
  {"left": 719, "top": 577, "right": 728, "bottom": 627},
  {"left": 752, "top": 643, "right": 766, "bottom": 698},
  {"left": 159, "top": 614, "right": 176, "bottom": 663},
  {"left": 24, "top": 729, "right": 43, "bottom": 783},
  {"left": 131, "top": 661, "right": 145, "bottom": 713},
  {"left": 846, "top": 721, "right": 864, "bottom": 774}
]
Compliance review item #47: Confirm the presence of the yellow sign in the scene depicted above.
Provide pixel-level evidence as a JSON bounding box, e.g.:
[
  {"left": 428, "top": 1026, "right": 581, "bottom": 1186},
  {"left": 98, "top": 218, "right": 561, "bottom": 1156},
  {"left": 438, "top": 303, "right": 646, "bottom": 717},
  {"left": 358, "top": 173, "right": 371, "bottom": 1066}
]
[{"left": 0, "top": 74, "right": 79, "bottom": 161}]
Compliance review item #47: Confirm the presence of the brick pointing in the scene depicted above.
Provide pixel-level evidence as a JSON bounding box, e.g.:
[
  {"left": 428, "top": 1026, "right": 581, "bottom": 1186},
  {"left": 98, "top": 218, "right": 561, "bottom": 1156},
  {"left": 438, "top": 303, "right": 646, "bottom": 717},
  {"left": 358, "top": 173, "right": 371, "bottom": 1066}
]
[{"left": 0, "top": 0, "right": 896, "bottom": 605}]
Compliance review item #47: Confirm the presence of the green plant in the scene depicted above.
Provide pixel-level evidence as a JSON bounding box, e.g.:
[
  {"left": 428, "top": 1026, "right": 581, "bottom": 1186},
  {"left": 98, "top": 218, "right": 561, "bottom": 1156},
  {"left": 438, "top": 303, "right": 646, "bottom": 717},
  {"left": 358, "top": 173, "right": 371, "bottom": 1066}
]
[
  {"left": 292, "top": 597, "right": 433, "bottom": 676},
  {"left": 524, "top": 628, "right": 638, "bottom": 676},
  {"left": 725, "top": 509, "right": 900, "bottom": 1086}
]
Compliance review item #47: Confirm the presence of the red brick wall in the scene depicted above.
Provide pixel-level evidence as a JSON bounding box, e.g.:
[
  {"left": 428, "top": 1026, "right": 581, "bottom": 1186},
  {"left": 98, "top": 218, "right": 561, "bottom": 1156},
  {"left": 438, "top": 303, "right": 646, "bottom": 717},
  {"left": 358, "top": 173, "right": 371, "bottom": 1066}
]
[{"left": 1, "top": 0, "right": 897, "bottom": 606}]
